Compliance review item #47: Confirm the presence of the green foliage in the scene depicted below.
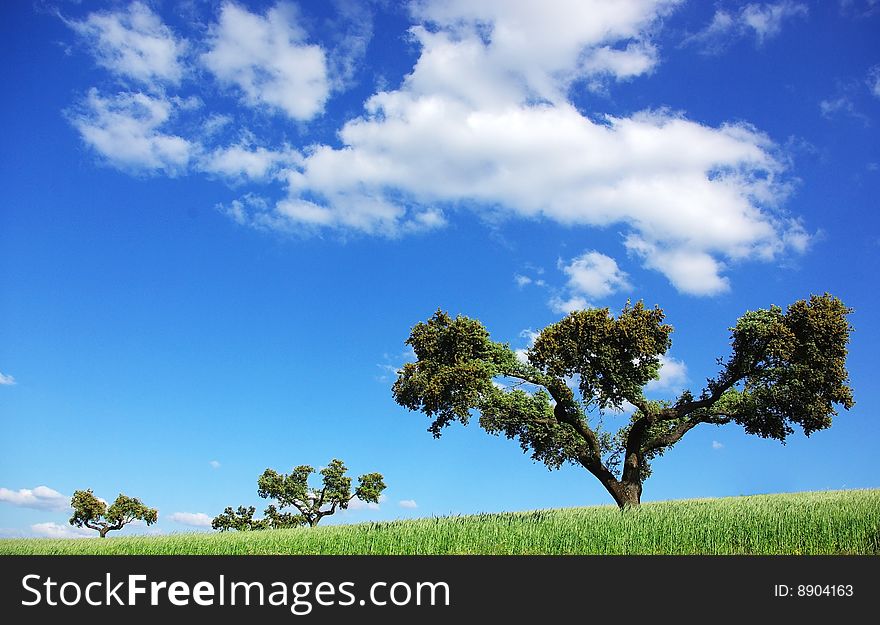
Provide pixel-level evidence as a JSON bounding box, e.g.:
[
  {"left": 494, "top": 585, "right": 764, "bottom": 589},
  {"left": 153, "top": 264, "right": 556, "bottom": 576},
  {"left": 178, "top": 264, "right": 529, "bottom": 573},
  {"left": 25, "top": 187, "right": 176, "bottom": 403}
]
[
  {"left": 214, "top": 458, "right": 387, "bottom": 530},
  {"left": 719, "top": 294, "right": 855, "bottom": 440},
  {"left": 528, "top": 301, "right": 672, "bottom": 411},
  {"left": 393, "top": 310, "right": 506, "bottom": 436},
  {"left": 211, "top": 506, "right": 268, "bottom": 531},
  {"left": 393, "top": 294, "right": 854, "bottom": 507},
  {"left": 69, "top": 489, "right": 158, "bottom": 538},
  {"left": 16, "top": 490, "right": 879, "bottom": 555}
]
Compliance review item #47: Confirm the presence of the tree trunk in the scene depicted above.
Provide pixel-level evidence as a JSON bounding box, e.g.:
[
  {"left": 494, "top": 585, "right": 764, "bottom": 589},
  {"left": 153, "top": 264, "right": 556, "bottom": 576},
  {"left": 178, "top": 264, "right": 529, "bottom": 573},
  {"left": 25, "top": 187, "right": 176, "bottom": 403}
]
[
  {"left": 99, "top": 527, "right": 110, "bottom": 538},
  {"left": 615, "top": 481, "right": 642, "bottom": 509},
  {"left": 580, "top": 454, "right": 642, "bottom": 509},
  {"left": 598, "top": 477, "right": 642, "bottom": 509}
]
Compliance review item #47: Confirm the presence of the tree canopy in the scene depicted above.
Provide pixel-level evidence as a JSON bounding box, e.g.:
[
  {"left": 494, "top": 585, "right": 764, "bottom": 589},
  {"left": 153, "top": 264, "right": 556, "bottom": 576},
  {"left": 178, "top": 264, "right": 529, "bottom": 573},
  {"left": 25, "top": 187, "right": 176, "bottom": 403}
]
[
  {"left": 213, "top": 459, "right": 386, "bottom": 530},
  {"left": 393, "top": 294, "right": 854, "bottom": 508},
  {"left": 69, "top": 489, "right": 158, "bottom": 538}
]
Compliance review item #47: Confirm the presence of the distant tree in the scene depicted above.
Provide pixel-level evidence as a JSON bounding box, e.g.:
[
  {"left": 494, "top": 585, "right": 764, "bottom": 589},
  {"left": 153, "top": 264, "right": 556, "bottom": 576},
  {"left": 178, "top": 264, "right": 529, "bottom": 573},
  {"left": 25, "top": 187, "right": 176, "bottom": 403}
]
[
  {"left": 69, "top": 489, "right": 158, "bottom": 538},
  {"left": 211, "top": 506, "right": 268, "bottom": 532},
  {"left": 213, "top": 459, "right": 386, "bottom": 530},
  {"left": 393, "top": 294, "right": 854, "bottom": 509}
]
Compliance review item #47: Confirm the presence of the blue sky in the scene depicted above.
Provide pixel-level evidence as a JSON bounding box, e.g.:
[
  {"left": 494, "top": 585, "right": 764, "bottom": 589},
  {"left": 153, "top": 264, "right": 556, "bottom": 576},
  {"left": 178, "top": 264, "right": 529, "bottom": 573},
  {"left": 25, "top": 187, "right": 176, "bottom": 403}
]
[{"left": 1, "top": 0, "right": 878, "bottom": 538}]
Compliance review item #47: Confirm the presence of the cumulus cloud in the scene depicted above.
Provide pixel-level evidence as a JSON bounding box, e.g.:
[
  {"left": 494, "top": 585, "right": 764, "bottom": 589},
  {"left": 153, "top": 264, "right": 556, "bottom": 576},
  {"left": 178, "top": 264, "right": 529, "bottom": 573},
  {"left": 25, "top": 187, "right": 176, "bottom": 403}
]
[
  {"left": 201, "top": 2, "right": 329, "bottom": 120},
  {"left": 560, "top": 251, "right": 632, "bottom": 299},
  {"left": 199, "top": 142, "right": 300, "bottom": 181},
  {"left": 60, "top": 0, "right": 810, "bottom": 294},
  {"left": 262, "top": 3, "right": 803, "bottom": 291},
  {"left": 645, "top": 355, "right": 689, "bottom": 393},
  {"left": 168, "top": 512, "right": 213, "bottom": 527},
  {"left": 209, "top": 460, "right": 221, "bottom": 470},
  {"left": 544, "top": 251, "right": 630, "bottom": 313},
  {"left": 411, "top": 0, "right": 679, "bottom": 99},
  {"left": 398, "top": 499, "right": 418, "bottom": 509},
  {"left": 0, "top": 486, "right": 70, "bottom": 512},
  {"left": 712, "top": 440, "right": 725, "bottom": 450},
  {"left": 549, "top": 295, "right": 591, "bottom": 315},
  {"left": 67, "top": 1, "right": 187, "bottom": 86},
  {"left": 683, "top": 2, "right": 807, "bottom": 52},
  {"left": 31, "top": 522, "right": 94, "bottom": 539},
  {"left": 625, "top": 236, "right": 731, "bottom": 296},
  {"left": 69, "top": 89, "right": 194, "bottom": 174},
  {"left": 0, "top": 372, "right": 15, "bottom": 385}
]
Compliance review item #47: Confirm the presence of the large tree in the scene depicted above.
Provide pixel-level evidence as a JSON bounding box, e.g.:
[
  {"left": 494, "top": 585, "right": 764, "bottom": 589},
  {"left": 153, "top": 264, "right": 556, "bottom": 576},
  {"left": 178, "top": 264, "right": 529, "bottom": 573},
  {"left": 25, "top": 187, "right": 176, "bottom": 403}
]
[
  {"left": 69, "top": 489, "right": 158, "bottom": 538},
  {"left": 213, "top": 459, "right": 386, "bottom": 530},
  {"left": 393, "top": 294, "right": 854, "bottom": 508}
]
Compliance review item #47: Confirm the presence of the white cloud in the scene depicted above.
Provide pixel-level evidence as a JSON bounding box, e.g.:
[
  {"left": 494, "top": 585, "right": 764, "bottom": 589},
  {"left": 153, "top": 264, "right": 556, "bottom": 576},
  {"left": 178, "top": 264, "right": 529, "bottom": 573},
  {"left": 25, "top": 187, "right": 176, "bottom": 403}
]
[
  {"left": 31, "top": 522, "right": 94, "bottom": 539},
  {"left": 347, "top": 494, "right": 386, "bottom": 511},
  {"left": 646, "top": 355, "right": 688, "bottom": 393},
  {"left": 411, "top": 0, "right": 680, "bottom": 99},
  {"left": 70, "top": 89, "right": 194, "bottom": 174},
  {"left": 168, "top": 512, "right": 213, "bottom": 527},
  {"left": 684, "top": 2, "right": 808, "bottom": 52},
  {"left": 209, "top": 460, "right": 221, "bottom": 470},
  {"left": 202, "top": 113, "right": 233, "bottom": 137},
  {"left": 514, "top": 329, "right": 540, "bottom": 364},
  {"left": 199, "top": 142, "right": 300, "bottom": 181},
  {"left": 560, "top": 251, "right": 632, "bottom": 299},
  {"left": 549, "top": 295, "right": 591, "bottom": 315},
  {"left": 68, "top": 2, "right": 187, "bottom": 86},
  {"left": 398, "top": 499, "right": 418, "bottom": 509},
  {"left": 201, "top": 2, "right": 329, "bottom": 120},
  {"left": 0, "top": 372, "right": 15, "bottom": 385},
  {"left": 581, "top": 41, "right": 659, "bottom": 82},
  {"left": 625, "top": 235, "right": 731, "bottom": 296},
  {"left": 546, "top": 250, "right": 631, "bottom": 316},
  {"left": 59, "top": 0, "right": 809, "bottom": 294},
  {"left": 712, "top": 440, "right": 724, "bottom": 450},
  {"left": 270, "top": 32, "right": 801, "bottom": 290},
  {"left": 0, "top": 486, "right": 70, "bottom": 512},
  {"left": 323, "top": 0, "right": 375, "bottom": 91},
  {"left": 513, "top": 273, "right": 547, "bottom": 288},
  {"left": 820, "top": 96, "right": 856, "bottom": 118},
  {"left": 741, "top": 2, "right": 808, "bottom": 42},
  {"left": 819, "top": 92, "right": 870, "bottom": 125}
]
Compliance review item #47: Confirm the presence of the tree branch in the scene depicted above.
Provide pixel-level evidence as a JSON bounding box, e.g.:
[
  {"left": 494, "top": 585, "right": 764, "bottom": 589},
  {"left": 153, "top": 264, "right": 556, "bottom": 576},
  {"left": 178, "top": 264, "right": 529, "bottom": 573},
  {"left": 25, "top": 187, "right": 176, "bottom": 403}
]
[
  {"left": 505, "top": 362, "right": 613, "bottom": 475},
  {"left": 653, "top": 375, "right": 740, "bottom": 422},
  {"left": 643, "top": 415, "right": 705, "bottom": 452}
]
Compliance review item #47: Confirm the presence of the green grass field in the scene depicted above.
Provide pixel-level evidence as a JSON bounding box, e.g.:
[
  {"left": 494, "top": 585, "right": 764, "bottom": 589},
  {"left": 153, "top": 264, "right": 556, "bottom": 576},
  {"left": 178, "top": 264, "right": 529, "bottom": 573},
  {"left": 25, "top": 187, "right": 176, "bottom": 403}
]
[{"left": 2, "top": 489, "right": 878, "bottom": 555}]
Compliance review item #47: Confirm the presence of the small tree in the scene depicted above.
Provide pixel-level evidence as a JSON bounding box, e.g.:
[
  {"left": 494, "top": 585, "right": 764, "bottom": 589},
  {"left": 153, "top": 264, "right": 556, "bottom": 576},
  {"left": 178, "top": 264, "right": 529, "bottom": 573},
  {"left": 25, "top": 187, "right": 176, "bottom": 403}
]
[
  {"left": 393, "top": 294, "right": 854, "bottom": 509},
  {"left": 213, "top": 459, "right": 386, "bottom": 530},
  {"left": 211, "top": 506, "right": 268, "bottom": 531},
  {"left": 69, "top": 489, "right": 158, "bottom": 538}
]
